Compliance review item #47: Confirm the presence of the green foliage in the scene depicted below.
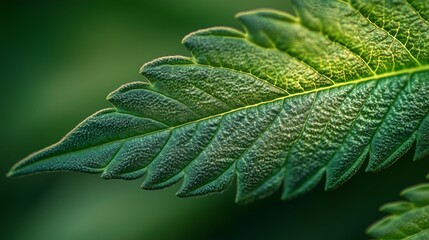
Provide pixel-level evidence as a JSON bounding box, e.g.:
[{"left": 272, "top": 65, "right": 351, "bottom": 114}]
[
  {"left": 7, "top": 0, "right": 429, "bottom": 203},
  {"left": 367, "top": 176, "right": 429, "bottom": 239}
]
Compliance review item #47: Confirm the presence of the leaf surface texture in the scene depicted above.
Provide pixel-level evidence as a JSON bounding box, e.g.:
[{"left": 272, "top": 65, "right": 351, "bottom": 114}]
[{"left": 8, "top": 0, "right": 429, "bottom": 203}]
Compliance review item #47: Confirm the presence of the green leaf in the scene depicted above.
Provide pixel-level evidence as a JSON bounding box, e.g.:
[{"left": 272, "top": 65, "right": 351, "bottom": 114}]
[
  {"left": 367, "top": 176, "right": 429, "bottom": 239},
  {"left": 7, "top": 0, "right": 429, "bottom": 203}
]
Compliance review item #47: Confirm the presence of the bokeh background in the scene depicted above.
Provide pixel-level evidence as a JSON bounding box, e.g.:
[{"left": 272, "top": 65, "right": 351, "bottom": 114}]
[{"left": 1, "top": 1, "right": 428, "bottom": 239}]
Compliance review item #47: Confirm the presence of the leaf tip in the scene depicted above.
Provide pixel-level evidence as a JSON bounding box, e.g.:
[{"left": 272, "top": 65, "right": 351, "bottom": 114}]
[
  {"left": 106, "top": 81, "right": 151, "bottom": 103},
  {"left": 6, "top": 161, "right": 33, "bottom": 178},
  {"left": 106, "top": 91, "right": 116, "bottom": 102},
  {"left": 175, "top": 188, "right": 190, "bottom": 198},
  {"left": 7, "top": 158, "right": 27, "bottom": 178},
  {"left": 414, "top": 149, "right": 429, "bottom": 162},
  {"left": 324, "top": 180, "right": 339, "bottom": 192},
  {"left": 281, "top": 187, "right": 303, "bottom": 201},
  {"left": 6, "top": 157, "right": 46, "bottom": 179},
  {"left": 100, "top": 171, "right": 111, "bottom": 179},
  {"left": 6, "top": 169, "right": 15, "bottom": 178},
  {"left": 234, "top": 194, "right": 257, "bottom": 204}
]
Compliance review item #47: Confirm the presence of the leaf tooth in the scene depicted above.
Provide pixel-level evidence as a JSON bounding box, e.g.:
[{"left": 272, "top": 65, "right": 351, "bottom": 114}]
[
  {"left": 325, "top": 146, "right": 369, "bottom": 191},
  {"left": 176, "top": 162, "right": 235, "bottom": 198},
  {"left": 401, "top": 184, "right": 429, "bottom": 207},
  {"left": 182, "top": 27, "right": 244, "bottom": 47},
  {"left": 290, "top": 0, "right": 322, "bottom": 31},
  {"left": 236, "top": 169, "right": 285, "bottom": 204},
  {"left": 236, "top": 9, "right": 297, "bottom": 49},
  {"left": 141, "top": 174, "right": 183, "bottom": 190},
  {"left": 236, "top": 8, "right": 298, "bottom": 25},
  {"left": 281, "top": 168, "right": 325, "bottom": 200},
  {"left": 139, "top": 56, "right": 193, "bottom": 76},
  {"left": 142, "top": 120, "right": 220, "bottom": 190},
  {"left": 107, "top": 75, "right": 202, "bottom": 126},
  {"left": 379, "top": 201, "right": 415, "bottom": 215},
  {"left": 368, "top": 136, "right": 415, "bottom": 173},
  {"left": 366, "top": 217, "right": 406, "bottom": 239},
  {"left": 106, "top": 81, "right": 151, "bottom": 103},
  {"left": 101, "top": 131, "right": 171, "bottom": 180}
]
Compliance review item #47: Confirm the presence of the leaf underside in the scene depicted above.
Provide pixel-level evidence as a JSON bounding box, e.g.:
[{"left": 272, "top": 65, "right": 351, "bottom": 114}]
[
  {"left": 367, "top": 176, "right": 429, "bottom": 239},
  {"left": 8, "top": 0, "right": 429, "bottom": 203}
]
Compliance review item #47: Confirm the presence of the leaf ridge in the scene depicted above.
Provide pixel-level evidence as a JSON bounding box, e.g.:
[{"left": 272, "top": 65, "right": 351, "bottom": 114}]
[
  {"left": 324, "top": 81, "right": 379, "bottom": 188},
  {"left": 153, "top": 118, "right": 223, "bottom": 190},
  {"left": 191, "top": 62, "right": 289, "bottom": 94},
  {"left": 183, "top": 161, "right": 236, "bottom": 197},
  {"left": 280, "top": 92, "right": 319, "bottom": 198},
  {"left": 143, "top": 131, "right": 174, "bottom": 174},
  {"left": 188, "top": 83, "right": 234, "bottom": 109},
  {"left": 101, "top": 141, "right": 124, "bottom": 174},
  {"left": 136, "top": 87, "right": 202, "bottom": 117},
  {"left": 367, "top": 77, "right": 409, "bottom": 170},
  {"left": 115, "top": 109, "right": 171, "bottom": 127}
]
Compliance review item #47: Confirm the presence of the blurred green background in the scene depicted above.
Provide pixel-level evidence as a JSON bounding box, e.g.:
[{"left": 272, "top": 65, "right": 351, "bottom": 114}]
[{"left": 1, "top": 1, "right": 428, "bottom": 239}]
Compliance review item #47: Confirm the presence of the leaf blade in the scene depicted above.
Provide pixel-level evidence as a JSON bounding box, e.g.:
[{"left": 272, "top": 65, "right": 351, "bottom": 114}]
[{"left": 8, "top": 0, "right": 429, "bottom": 203}]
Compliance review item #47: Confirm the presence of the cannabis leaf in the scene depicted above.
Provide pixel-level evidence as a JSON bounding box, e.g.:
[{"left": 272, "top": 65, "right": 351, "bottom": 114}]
[
  {"left": 367, "top": 176, "right": 429, "bottom": 239},
  {"left": 8, "top": 0, "right": 429, "bottom": 203}
]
